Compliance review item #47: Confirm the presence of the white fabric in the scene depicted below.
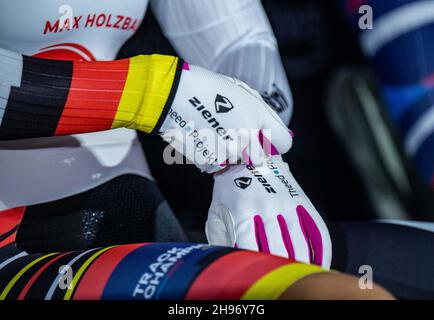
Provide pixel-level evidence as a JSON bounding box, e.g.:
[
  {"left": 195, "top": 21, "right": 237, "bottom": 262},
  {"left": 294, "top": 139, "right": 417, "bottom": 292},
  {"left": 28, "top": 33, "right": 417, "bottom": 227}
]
[
  {"left": 0, "top": 0, "right": 150, "bottom": 209},
  {"left": 151, "top": 0, "right": 293, "bottom": 124},
  {"left": 0, "top": 0, "right": 149, "bottom": 59},
  {"left": 206, "top": 156, "right": 332, "bottom": 268},
  {"left": 0, "top": 129, "right": 152, "bottom": 210},
  {"left": 160, "top": 65, "right": 292, "bottom": 173},
  {"left": 0, "top": 0, "right": 292, "bottom": 208}
]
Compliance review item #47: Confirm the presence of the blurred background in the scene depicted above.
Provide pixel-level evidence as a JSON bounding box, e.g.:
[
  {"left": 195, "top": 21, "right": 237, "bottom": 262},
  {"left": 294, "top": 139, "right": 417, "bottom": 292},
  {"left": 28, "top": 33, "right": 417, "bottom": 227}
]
[{"left": 118, "top": 0, "right": 434, "bottom": 241}]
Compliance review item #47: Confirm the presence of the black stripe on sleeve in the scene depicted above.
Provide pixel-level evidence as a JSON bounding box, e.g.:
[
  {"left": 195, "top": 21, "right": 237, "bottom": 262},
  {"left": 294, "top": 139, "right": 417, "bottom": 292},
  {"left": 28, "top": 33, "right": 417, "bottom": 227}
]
[
  {"left": 152, "top": 58, "right": 184, "bottom": 134},
  {"left": 0, "top": 56, "right": 73, "bottom": 140},
  {"left": 0, "top": 226, "right": 18, "bottom": 243}
]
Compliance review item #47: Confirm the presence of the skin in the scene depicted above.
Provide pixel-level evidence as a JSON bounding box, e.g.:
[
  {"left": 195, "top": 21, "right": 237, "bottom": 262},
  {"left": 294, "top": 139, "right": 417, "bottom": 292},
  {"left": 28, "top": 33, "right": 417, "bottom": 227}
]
[{"left": 279, "top": 272, "right": 395, "bottom": 300}]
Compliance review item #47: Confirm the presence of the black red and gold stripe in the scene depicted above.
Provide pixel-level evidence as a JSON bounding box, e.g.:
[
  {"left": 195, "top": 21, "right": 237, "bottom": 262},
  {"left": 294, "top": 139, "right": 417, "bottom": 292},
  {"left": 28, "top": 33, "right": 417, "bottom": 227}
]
[
  {"left": 0, "top": 243, "right": 325, "bottom": 300},
  {"left": 0, "top": 49, "right": 183, "bottom": 140}
]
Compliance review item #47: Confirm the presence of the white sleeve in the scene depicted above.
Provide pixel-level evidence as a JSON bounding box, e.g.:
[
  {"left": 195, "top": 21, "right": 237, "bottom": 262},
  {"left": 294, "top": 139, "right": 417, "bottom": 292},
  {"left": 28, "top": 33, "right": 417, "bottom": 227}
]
[{"left": 151, "top": 0, "right": 293, "bottom": 124}]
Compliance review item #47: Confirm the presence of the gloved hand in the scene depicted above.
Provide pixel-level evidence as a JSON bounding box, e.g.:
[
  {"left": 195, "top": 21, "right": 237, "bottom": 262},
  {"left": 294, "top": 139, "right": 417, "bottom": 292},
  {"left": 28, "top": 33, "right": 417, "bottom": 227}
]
[
  {"left": 205, "top": 155, "right": 332, "bottom": 268},
  {"left": 0, "top": 51, "right": 290, "bottom": 160},
  {"left": 159, "top": 63, "right": 293, "bottom": 173}
]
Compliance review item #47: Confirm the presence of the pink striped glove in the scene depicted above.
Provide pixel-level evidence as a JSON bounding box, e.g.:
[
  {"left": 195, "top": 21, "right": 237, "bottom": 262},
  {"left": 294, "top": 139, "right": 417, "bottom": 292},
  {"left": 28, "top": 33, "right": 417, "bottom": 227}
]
[{"left": 206, "top": 155, "right": 332, "bottom": 268}]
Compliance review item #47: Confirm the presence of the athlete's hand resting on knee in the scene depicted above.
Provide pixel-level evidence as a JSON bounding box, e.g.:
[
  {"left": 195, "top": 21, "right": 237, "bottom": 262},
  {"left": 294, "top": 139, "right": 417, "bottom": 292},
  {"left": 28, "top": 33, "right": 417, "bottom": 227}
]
[{"left": 205, "top": 155, "right": 332, "bottom": 268}]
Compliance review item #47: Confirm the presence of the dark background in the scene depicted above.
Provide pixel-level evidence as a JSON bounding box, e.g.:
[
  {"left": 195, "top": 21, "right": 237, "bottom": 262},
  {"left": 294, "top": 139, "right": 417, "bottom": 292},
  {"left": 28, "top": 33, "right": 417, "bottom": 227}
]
[{"left": 117, "top": 0, "right": 376, "bottom": 239}]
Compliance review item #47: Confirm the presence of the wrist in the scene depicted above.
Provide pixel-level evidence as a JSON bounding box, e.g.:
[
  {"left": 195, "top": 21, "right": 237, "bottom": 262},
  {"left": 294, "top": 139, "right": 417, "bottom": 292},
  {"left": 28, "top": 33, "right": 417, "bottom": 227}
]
[{"left": 113, "top": 54, "right": 183, "bottom": 134}]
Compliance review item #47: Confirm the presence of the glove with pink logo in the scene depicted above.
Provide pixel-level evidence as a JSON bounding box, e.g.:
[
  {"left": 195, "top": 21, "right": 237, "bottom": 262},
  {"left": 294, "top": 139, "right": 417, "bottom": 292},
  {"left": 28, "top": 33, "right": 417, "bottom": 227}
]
[
  {"left": 206, "top": 155, "right": 332, "bottom": 268},
  {"left": 159, "top": 63, "right": 293, "bottom": 173}
]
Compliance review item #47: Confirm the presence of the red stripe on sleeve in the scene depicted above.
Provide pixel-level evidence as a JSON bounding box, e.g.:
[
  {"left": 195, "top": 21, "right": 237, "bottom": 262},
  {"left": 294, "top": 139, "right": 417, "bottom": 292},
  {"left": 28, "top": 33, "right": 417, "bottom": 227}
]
[
  {"left": 72, "top": 243, "right": 146, "bottom": 300},
  {"left": 18, "top": 252, "right": 70, "bottom": 300},
  {"left": 0, "top": 207, "right": 26, "bottom": 235},
  {"left": 186, "top": 251, "right": 291, "bottom": 300},
  {"left": 55, "top": 59, "right": 130, "bottom": 135},
  {"left": 0, "top": 231, "right": 17, "bottom": 249}
]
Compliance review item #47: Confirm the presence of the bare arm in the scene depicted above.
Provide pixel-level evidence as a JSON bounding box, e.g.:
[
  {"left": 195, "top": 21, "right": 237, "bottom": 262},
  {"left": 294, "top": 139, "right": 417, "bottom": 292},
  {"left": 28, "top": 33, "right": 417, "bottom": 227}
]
[{"left": 280, "top": 272, "right": 395, "bottom": 300}]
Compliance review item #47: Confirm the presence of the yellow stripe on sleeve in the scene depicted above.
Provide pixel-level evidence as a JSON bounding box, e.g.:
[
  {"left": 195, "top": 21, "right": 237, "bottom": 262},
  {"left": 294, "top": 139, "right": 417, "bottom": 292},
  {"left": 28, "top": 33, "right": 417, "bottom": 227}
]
[
  {"left": 112, "top": 54, "right": 179, "bottom": 133},
  {"left": 0, "top": 252, "right": 58, "bottom": 300},
  {"left": 241, "top": 263, "right": 325, "bottom": 300},
  {"left": 63, "top": 246, "right": 114, "bottom": 300}
]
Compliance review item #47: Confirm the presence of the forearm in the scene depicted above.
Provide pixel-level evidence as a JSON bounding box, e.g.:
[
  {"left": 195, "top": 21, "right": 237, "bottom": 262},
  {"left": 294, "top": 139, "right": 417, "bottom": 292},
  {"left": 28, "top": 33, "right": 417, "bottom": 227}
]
[
  {"left": 214, "top": 43, "right": 293, "bottom": 124},
  {"left": 0, "top": 48, "right": 183, "bottom": 140},
  {"left": 152, "top": 0, "right": 293, "bottom": 124},
  {"left": 280, "top": 272, "right": 395, "bottom": 300}
]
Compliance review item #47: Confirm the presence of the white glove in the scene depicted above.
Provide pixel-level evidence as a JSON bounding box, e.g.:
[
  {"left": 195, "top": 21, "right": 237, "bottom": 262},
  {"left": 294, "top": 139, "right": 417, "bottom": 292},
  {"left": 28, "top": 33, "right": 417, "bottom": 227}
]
[
  {"left": 159, "top": 63, "right": 293, "bottom": 173},
  {"left": 206, "top": 155, "right": 332, "bottom": 268}
]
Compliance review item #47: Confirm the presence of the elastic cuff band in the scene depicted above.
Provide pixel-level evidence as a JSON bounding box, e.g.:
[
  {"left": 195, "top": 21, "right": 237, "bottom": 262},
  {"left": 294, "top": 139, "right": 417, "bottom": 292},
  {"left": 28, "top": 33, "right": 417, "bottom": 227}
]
[{"left": 152, "top": 58, "right": 184, "bottom": 134}]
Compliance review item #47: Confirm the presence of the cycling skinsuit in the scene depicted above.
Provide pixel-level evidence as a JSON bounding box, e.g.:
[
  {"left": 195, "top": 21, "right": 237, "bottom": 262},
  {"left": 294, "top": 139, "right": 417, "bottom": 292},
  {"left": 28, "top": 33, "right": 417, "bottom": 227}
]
[
  {"left": 0, "top": 240, "right": 323, "bottom": 300},
  {"left": 0, "top": 0, "right": 292, "bottom": 210}
]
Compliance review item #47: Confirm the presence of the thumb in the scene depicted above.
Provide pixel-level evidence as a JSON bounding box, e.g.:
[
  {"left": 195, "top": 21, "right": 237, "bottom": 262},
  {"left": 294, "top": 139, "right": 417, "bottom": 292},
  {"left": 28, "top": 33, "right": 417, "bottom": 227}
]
[
  {"left": 261, "top": 116, "right": 293, "bottom": 155},
  {"left": 205, "top": 205, "right": 236, "bottom": 247},
  {"left": 232, "top": 77, "right": 293, "bottom": 155}
]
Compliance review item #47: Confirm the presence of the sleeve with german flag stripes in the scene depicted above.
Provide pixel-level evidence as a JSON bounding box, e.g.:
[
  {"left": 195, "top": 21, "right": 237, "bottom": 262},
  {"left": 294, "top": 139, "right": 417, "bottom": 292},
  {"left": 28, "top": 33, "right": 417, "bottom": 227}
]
[
  {"left": 0, "top": 243, "right": 325, "bottom": 300},
  {"left": 0, "top": 48, "right": 183, "bottom": 140}
]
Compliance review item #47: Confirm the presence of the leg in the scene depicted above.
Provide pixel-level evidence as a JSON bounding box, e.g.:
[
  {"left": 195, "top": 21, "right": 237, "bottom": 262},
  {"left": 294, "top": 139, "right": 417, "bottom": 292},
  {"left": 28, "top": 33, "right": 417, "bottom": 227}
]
[{"left": 0, "top": 242, "right": 392, "bottom": 300}]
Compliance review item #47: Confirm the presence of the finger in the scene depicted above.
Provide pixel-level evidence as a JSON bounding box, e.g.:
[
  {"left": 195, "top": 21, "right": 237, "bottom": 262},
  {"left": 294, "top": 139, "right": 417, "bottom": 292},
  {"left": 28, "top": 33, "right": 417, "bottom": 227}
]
[
  {"left": 296, "top": 205, "right": 326, "bottom": 267},
  {"left": 235, "top": 215, "right": 261, "bottom": 252},
  {"left": 205, "top": 206, "right": 235, "bottom": 247},
  {"left": 241, "top": 137, "right": 267, "bottom": 167},
  {"left": 205, "top": 217, "right": 232, "bottom": 246},
  {"left": 298, "top": 204, "right": 332, "bottom": 269},
  {"left": 253, "top": 215, "right": 270, "bottom": 253},
  {"left": 276, "top": 214, "right": 295, "bottom": 260},
  {"left": 321, "top": 229, "right": 332, "bottom": 269},
  {"left": 262, "top": 110, "right": 293, "bottom": 155},
  {"left": 283, "top": 212, "right": 311, "bottom": 264},
  {"left": 262, "top": 215, "right": 290, "bottom": 259},
  {"left": 258, "top": 129, "right": 279, "bottom": 157},
  {"left": 283, "top": 166, "right": 331, "bottom": 267},
  {"left": 241, "top": 145, "right": 254, "bottom": 167}
]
